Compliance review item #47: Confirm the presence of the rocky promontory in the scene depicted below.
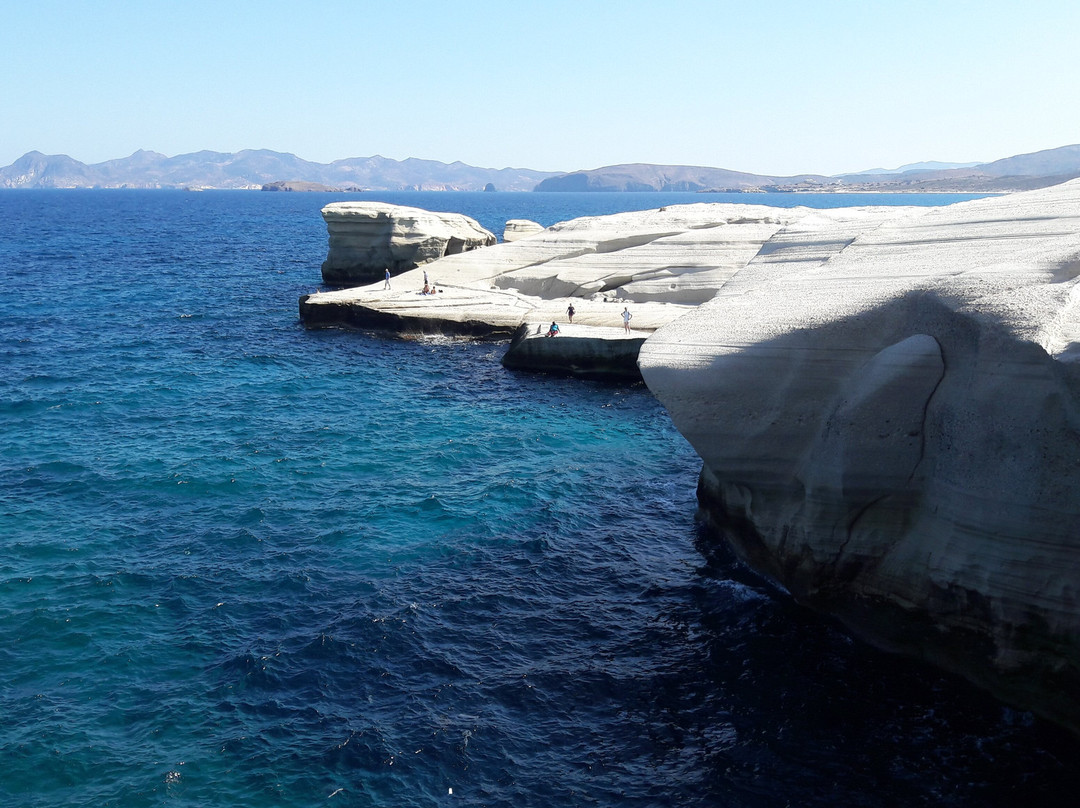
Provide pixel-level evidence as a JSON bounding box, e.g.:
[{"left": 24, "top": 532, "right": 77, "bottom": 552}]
[{"left": 301, "top": 186, "right": 1080, "bottom": 733}]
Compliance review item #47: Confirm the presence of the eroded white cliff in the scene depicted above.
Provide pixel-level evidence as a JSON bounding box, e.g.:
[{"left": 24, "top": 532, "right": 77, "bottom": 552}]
[
  {"left": 639, "top": 181, "right": 1080, "bottom": 732},
  {"left": 320, "top": 202, "right": 496, "bottom": 286}
]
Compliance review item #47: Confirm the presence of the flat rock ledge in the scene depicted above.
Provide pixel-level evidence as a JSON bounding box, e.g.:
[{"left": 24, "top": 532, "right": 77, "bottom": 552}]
[
  {"left": 299, "top": 272, "right": 673, "bottom": 376},
  {"left": 302, "top": 200, "right": 822, "bottom": 372}
]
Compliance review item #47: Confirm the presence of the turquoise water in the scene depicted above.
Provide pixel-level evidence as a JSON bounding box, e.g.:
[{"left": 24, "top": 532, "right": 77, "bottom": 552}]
[{"left": 1, "top": 190, "right": 1077, "bottom": 806}]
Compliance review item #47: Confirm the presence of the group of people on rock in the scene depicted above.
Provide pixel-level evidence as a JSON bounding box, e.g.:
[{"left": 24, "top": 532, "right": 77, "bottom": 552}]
[
  {"left": 545, "top": 304, "right": 632, "bottom": 336},
  {"left": 419, "top": 270, "right": 438, "bottom": 295},
  {"left": 382, "top": 268, "right": 440, "bottom": 295}
]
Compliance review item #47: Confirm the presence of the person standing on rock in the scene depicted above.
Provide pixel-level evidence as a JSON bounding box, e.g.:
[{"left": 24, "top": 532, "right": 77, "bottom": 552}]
[
  {"left": 567, "top": 303, "right": 575, "bottom": 323},
  {"left": 622, "top": 307, "right": 632, "bottom": 333},
  {"left": 384, "top": 268, "right": 391, "bottom": 290}
]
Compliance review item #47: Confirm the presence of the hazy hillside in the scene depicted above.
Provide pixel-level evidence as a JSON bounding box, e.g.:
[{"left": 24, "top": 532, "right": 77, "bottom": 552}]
[
  {"left": 975, "top": 144, "right": 1080, "bottom": 177},
  {"left": 834, "top": 144, "right": 1080, "bottom": 191},
  {"left": 543, "top": 145, "right": 1080, "bottom": 193},
  {"left": 846, "top": 160, "right": 982, "bottom": 176},
  {"left": 0, "top": 150, "right": 560, "bottom": 191},
  {"left": 535, "top": 163, "right": 828, "bottom": 192}
]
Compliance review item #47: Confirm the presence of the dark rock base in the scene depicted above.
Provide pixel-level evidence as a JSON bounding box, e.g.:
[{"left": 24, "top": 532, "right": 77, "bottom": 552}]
[
  {"left": 694, "top": 465, "right": 1080, "bottom": 736},
  {"left": 501, "top": 323, "right": 645, "bottom": 381},
  {"left": 298, "top": 295, "right": 516, "bottom": 340}
]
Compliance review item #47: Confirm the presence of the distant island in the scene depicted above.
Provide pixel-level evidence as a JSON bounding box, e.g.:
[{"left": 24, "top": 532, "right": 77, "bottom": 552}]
[{"left": 3, "top": 143, "right": 1080, "bottom": 193}]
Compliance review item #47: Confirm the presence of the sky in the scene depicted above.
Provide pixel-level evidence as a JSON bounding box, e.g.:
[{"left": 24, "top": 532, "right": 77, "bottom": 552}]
[{"left": 3, "top": 0, "right": 1079, "bottom": 176}]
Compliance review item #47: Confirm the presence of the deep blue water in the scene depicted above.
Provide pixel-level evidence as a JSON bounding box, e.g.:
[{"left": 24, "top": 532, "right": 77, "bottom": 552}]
[{"left": 1, "top": 190, "right": 1077, "bottom": 807}]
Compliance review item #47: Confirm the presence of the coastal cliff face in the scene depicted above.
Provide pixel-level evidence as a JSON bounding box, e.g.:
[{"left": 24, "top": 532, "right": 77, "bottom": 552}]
[
  {"left": 320, "top": 202, "right": 495, "bottom": 286},
  {"left": 638, "top": 182, "right": 1080, "bottom": 732}
]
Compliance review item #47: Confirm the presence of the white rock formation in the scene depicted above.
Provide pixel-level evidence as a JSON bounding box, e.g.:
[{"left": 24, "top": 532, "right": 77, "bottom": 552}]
[
  {"left": 502, "top": 219, "right": 545, "bottom": 242},
  {"left": 303, "top": 188, "right": 1080, "bottom": 727},
  {"left": 303, "top": 203, "right": 818, "bottom": 337},
  {"left": 303, "top": 202, "right": 820, "bottom": 340},
  {"left": 320, "top": 202, "right": 495, "bottom": 286},
  {"left": 418, "top": 203, "right": 823, "bottom": 304},
  {"left": 639, "top": 181, "right": 1080, "bottom": 732}
]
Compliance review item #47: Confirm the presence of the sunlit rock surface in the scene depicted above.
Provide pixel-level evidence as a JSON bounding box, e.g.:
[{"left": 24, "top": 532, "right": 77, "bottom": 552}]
[
  {"left": 639, "top": 181, "right": 1080, "bottom": 732},
  {"left": 484, "top": 204, "right": 807, "bottom": 304},
  {"left": 320, "top": 201, "right": 495, "bottom": 286}
]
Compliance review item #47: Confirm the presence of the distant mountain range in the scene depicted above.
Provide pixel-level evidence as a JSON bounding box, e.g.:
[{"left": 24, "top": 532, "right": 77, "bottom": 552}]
[
  {"left": 0, "top": 149, "right": 559, "bottom": 192},
  {"left": 3, "top": 144, "right": 1080, "bottom": 193},
  {"left": 844, "top": 160, "right": 983, "bottom": 176}
]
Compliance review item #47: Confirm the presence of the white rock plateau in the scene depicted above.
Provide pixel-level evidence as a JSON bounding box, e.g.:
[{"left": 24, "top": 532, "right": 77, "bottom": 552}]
[{"left": 639, "top": 180, "right": 1080, "bottom": 732}]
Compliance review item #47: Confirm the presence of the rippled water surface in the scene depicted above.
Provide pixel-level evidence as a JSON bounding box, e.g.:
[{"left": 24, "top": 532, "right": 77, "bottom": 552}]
[{"left": 1, "top": 190, "right": 1077, "bottom": 806}]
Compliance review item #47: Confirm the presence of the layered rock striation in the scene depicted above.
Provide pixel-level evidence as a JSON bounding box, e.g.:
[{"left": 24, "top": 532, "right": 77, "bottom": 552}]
[
  {"left": 320, "top": 202, "right": 496, "bottom": 286},
  {"left": 639, "top": 181, "right": 1080, "bottom": 733},
  {"left": 420, "top": 203, "right": 821, "bottom": 305}
]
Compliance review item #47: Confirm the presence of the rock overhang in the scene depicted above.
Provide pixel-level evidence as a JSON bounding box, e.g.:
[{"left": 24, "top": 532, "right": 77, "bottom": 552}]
[{"left": 639, "top": 179, "right": 1080, "bottom": 734}]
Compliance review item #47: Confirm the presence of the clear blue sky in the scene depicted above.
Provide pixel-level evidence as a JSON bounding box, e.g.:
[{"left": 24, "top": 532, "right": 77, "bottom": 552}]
[{"left": 3, "top": 0, "right": 1078, "bottom": 176}]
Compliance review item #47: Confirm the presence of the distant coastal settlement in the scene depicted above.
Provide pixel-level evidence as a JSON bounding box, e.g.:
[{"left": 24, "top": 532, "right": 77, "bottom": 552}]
[{"left": 3, "top": 142, "right": 1080, "bottom": 192}]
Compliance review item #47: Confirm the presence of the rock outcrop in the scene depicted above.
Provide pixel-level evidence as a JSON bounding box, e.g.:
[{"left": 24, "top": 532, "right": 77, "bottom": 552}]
[
  {"left": 638, "top": 181, "right": 1080, "bottom": 733},
  {"left": 502, "top": 219, "right": 545, "bottom": 242},
  {"left": 320, "top": 202, "right": 496, "bottom": 286},
  {"left": 501, "top": 323, "right": 647, "bottom": 379}
]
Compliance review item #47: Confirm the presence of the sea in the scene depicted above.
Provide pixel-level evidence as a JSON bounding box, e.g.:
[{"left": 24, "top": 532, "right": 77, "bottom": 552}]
[{"left": 2, "top": 189, "right": 1078, "bottom": 807}]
